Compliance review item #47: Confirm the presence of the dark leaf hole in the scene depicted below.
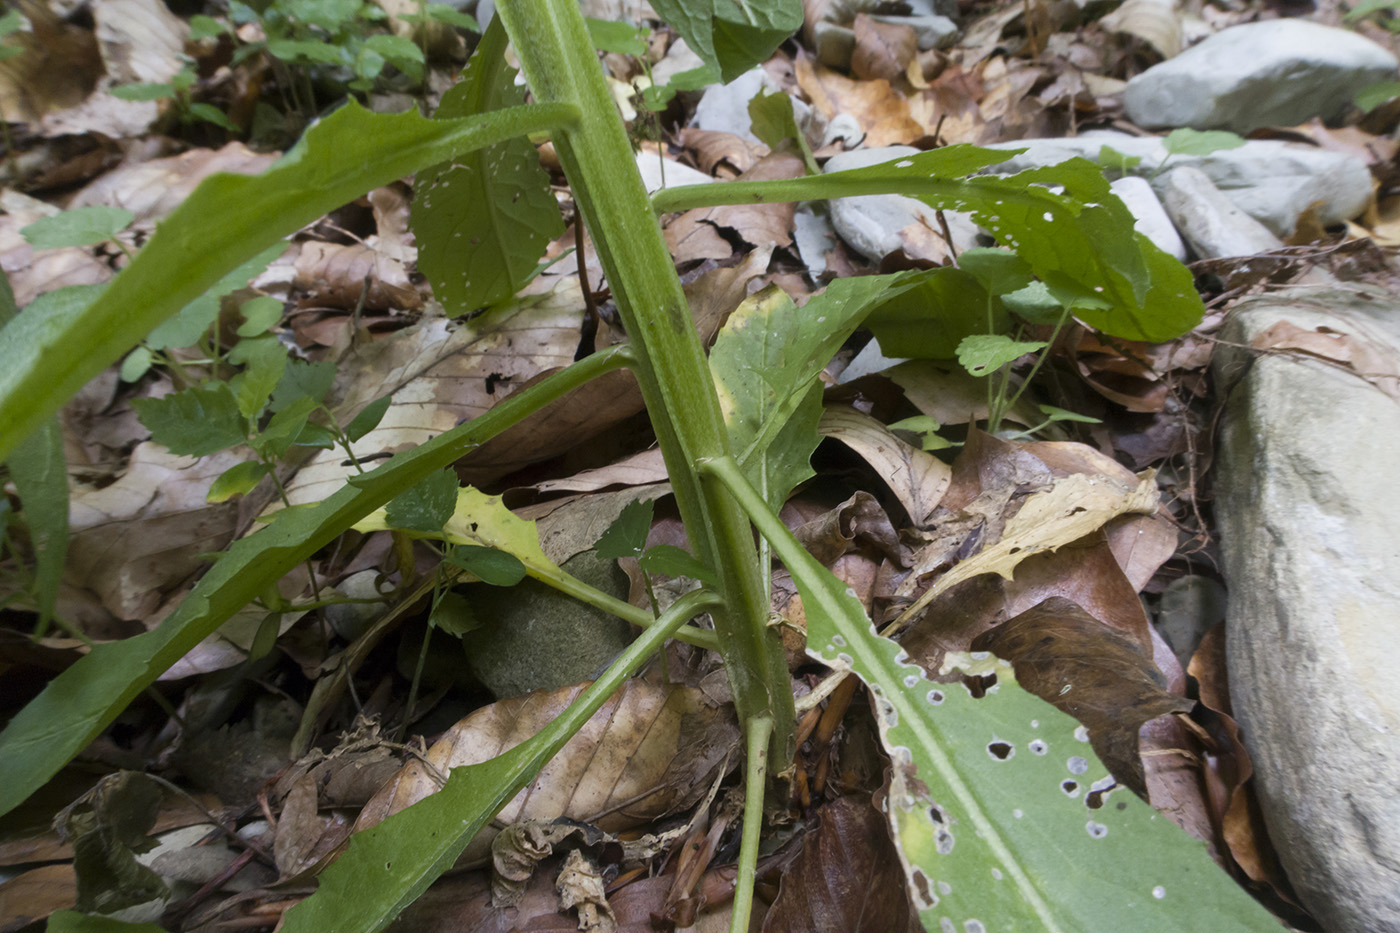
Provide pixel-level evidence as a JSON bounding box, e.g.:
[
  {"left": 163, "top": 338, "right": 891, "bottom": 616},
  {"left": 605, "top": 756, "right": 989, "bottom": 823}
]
[
  {"left": 1062, "top": 780, "right": 1078, "bottom": 795},
  {"left": 988, "top": 741, "right": 1014, "bottom": 760}
]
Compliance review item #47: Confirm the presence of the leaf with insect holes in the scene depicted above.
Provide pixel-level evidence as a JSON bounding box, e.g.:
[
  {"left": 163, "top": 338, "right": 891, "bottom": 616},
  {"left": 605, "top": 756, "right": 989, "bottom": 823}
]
[
  {"left": 445, "top": 544, "right": 527, "bottom": 586},
  {"left": 385, "top": 469, "right": 459, "bottom": 533},
  {"left": 956, "top": 334, "right": 1049, "bottom": 377},
  {"left": 594, "top": 498, "right": 654, "bottom": 561},
  {"left": 21, "top": 207, "right": 134, "bottom": 250},
  {"left": 133, "top": 383, "right": 247, "bottom": 457},
  {"left": 412, "top": 19, "right": 562, "bottom": 315},
  {"left": 768, "top": 511, "right": 1279, "bottom": 930}
]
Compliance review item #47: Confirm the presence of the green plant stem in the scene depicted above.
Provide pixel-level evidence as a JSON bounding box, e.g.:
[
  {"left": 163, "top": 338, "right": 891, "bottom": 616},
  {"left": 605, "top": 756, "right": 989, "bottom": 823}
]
[
  {"left": 1000, "top": 305, "right": 1072, "bottom": 424},
  {"left": 527, "top": 562, "right": 719, "bottom": 651},
  {"left": 497, "top": 0, "right": 795, "bottom": 775},
  {"left": 732, "top": 712, "right": 773, "bottom": 933},
  {"left": 651, "top": 173, "right": 1001, "bottom": 212}
]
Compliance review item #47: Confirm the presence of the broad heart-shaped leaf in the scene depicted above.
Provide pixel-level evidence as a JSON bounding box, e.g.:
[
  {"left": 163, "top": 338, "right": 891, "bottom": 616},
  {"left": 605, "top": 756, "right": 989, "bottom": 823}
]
[
  {"left": 652, "top": 147, "right": 1203, "bottom": 342},
  {"left": 411, "top": 17, "right": 563, "bottom": 315},
  {"left": 865, "top": 267, "right": 1002, "bottom": 360},
  {"left": 708, "top": 272, "right": 930, "bottom": 508},
  {"left": 0, "top": 347, "right": 628, "bottom": 819},
  {"left": 649, "top": 0, "right": 802, "bottom": 83},
  {"left": 0, "top": 97, "right": 576, "bottom": 464}
]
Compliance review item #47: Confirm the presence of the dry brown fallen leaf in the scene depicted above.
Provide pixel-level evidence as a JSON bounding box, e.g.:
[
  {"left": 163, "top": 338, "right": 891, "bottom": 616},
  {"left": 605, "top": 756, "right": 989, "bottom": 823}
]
[
  {"left": 850, "top": 14, "right": 917, "bottom": 83},
  {"left": 795, "top": 55, "right": 924, "bottom": 148},
  {"left": 763, "top": 796, "right": 922, "bottom": 933},
  {"left": 292, "top": 240, "right": 422, "bottom": 312},
  {"left": 1249, "top": 319, "right": 1400, "bottom": 401},
  {"left": 664, "top": 151, "right": 804, "bottom": 264},
  {"left": 354, "top": 679, "right": 739, "bottom": 865}
]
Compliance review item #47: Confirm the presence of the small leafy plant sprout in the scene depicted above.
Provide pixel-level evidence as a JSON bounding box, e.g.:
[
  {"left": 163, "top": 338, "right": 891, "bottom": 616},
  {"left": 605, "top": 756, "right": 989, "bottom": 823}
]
[{"left": 0, "top": 1, "right": 1283, "bottom": 931}]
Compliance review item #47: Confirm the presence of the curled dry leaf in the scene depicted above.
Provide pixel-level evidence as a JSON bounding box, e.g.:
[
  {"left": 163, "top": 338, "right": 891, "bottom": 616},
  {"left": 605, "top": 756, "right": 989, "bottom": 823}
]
[
  {"left": 664, "top": 151, "right": 804, "bottom": 264},
  {"left": 274, "top": 774, "right": 354, "bottom": 881},
  {"left": 1250, "top": 319, "right": 1400, "bottom": 402},
  {"left": 851, "top": 15, "right": 917, "bottom": 83},
  {"left": 763, "top": 796, "right": 922, "bottom": 933},
  {"left": 292, "top": 240, "right": 422, "bottom": 312},
  {"left": 819, "top": 406, "right": 951, "bottom": 528},
  {"left": 355, "top": 679, "right": 739, "bottom": 864}
]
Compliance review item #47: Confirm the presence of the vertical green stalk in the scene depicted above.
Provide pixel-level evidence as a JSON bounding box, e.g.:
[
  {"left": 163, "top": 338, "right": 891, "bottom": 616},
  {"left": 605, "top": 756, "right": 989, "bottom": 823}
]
[{"left": 494, "top": 0, "right": 796, "bottom": 774}]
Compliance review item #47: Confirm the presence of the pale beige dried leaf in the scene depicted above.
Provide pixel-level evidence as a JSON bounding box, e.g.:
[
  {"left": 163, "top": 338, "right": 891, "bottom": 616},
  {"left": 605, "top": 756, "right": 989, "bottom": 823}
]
[
  {"left": 67, "top": 442, "right": 245, "bottom": 622},
  {"left": 367, "top": 185, "right": 416, "bottom": 265},
  {"left": 68, "top": 143, "right": 278, "bottom": 228},
  {"left": 1099, "top": 0, "right": 1183, "bottom": 59},
  {"left": 557, "top": 848, "right": 617, "bottom": 933},
  {"left": 357, "top": 681, "right": 738, "bottom": 865},
  {"left": 676, "top": 128, "right": 757, "bottom": 175},
  {"left": 161, "top": 604, "right": 305, "bottom": 679},
  {"left": 851, "top": 14, "right": 917, "bottom": 83},
  {"left": 900, "top": 470, "right": 1159, "bottom": 624},
  {"left": 819, "top": 407, "right": 950, "bottom": 527},
  {"left": 292, "top": 240, "right": 422, "bottom": 311},
  {"left": 1250, "top": 319, "right": 1400, "bottom": 401},
  {"left": 524, "top": 449, "right": 669, "bottom": 496}
]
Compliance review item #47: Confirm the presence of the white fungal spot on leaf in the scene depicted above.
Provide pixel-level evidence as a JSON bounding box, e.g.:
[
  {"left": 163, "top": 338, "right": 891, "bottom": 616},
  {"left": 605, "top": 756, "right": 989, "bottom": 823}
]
[
  {"left": 1067, "top": 756, "right": 1089, "bottom": 775},
  {"left": 1074, "top": 725, "right": 1090, "bottom": 742},
  {"left": 927, "top": 689, "right": 945, "bottom": 705},
  {"left": 1087, "top": 821, "right": 1108, "bottom": 839},
  {"left": 1153, "top": 886, "right": 1166, "bottom": 899},
  {"left": 1028, "top": 739, "right": 1048, "bottom": 755}
]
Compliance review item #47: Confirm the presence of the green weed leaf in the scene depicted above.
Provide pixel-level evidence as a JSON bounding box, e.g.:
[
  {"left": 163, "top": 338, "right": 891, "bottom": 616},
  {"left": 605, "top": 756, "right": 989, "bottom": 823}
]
[
  {"left": 270, "top": 359, "right": 336, "bottom": 413},
  {"left": 639, "top": 544, "right": 718, "bottom": 585},
  {"left": 748, "top": 88, "right": 817, "bottom": 174},
  {"left": 21, "top": 207, "right": 134, "bottom": 249},
  {"left": 228, "top": 336, "right": 289, "bottom": 420},
  {"left": 0, "top": 95, "right": 574, "bottom": 462},
  {"left": 1002, "top": 280, "right": 1064, "bottom": 325},
  {"left": 865, "top": 268, "right": 998, "bottom": 359},
  {"left": 146, "top": 242, "right": 286, "bottom": 351},
  {"left": 955, "top": 247, "right": 1034, "bottom": 297},
  {"left": 236, "top": 296, "right": 284, "bottom": 337},
  {"left": 594, "top": 498, "right": 654, "bottom": 560},
  {"left": 412, "top": 19, "right": 563, "bottom": 315},
  {"left": 188, "top": 14, "right": 226, "bottom": 40},
  {"left": 252, "top": 395, "right": 318, "bottom": 459},
  {"left": 207, "top": 460, "right": 271, "bottom": 502},
  {"left": 385, "top": 469, "right": 459, "bottom": 533},
  {"left": 132, "top": 384, "right": 247, "bottom": 456},
  {"left": 586, "top": 17, "right": 647, "bottom": 55},
  {"left": 1355, "top": 79, "right": 1400, "bottom": 112},
  {"left": 956, "top": 334, "right": 1049, "bottom": 377},
  {"left": 445, "top": 544, "right": 528, "bottom": 585},
  {"left": 344, "top": 394, "right": 392, "bottom": 442},
  {"left": 119, "top": 346, "right": 153, "bottom": 383},
  {"left": 1161, "top": 128, "right": 1246, "bottom": 157},
  {"left": 650, "top": 0, "right": 802, "bottom": 83},
  {"left": 428, "top": 590, "right": 479, "bottom": 636},
  {"left": 110, "top": 82, "right": 174, "bottom": 101}
]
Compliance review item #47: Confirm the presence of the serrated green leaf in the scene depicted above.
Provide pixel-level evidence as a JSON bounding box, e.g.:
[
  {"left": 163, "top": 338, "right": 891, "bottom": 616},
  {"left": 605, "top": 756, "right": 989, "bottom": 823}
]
[
  {"left": 228, "top": 336, "right": 288, "bottom": 419},
  {"left": 364, "top": 33, "right": 424, "bottom": 78},
  {"left": 422, "top": 4, "right": 479, "bottom": 29},
  {"left": 428, "top": 590, "right": 479, "bottom": 636},
  {"left": 639, "top": 544, "right": 718, "bottom": 585},
  {"left": 21, "top": 207, "right": 134, "bottom": 249},
  {"left": 1162, "top": 128, "right": 1246, "bottom": 157},
  {"left": 412, "top": 20, "right": 563, "bottom": 314},
  {"left": 359, "top": 486, "right": 557, "bottom": 577},
  {"left": 110, "top": 82, "right": 174, "bottom": 101},
  {"left": 956, "top": 247, "right": 1034, "bottom": 298},
  {"left": 444, "top": 544, "right": 527, "bottom": 586},
  {"left": 132, "top": 383, "right": 247, "bottom": 456},
  {"left": 207, "top": 460, "right": 271, "bottom": 502},
  {"left": 0, "top": 92, "right": 573, "bottom": 463},
  {"left": 253, "top": 394, "right": 318, "bottom": 459},
  {"left": 270, "top": 359, "right": 336, "bottom": 413},
  {"left": 385, "top": 469, "right": 459, "bottom": 533},
  {"left": 1002, "top": 280, "right": 1065, "bottom": 325},
  {"left": 956, "top": 334, "right": 1048, "bottom": 377},
  {"left": 593, "top": 498, "right": 654, "bottom": 560},
  {"left": 237, "top": 296, "right": 284, "bottom": 336},
  {"left": 344, "top": 394, "right": 392, "bottom": 442}
]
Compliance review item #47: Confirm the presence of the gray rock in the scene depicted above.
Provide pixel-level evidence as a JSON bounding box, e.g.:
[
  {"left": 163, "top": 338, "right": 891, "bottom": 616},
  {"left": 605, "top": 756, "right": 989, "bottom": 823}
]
[
  {"left": 988, "top": 131, "right": 1373, "bottom": 236},
  {"left": 1157, "top": 165, "right": 1283, "bottom": 259},
  {"left": 1109, "top": 175, "right": 1185, "bottom": 260},
  {"left": 824, "top": 146, "right": 979, "bottom": 260},
  {"left": 691, "top": 67, "right": 815, "bottom": 146},
  {"left": 1123, "top": 19, "right": 1399, "bottom": 133},
  {"left": 1153, "top": 575, "right": 1226, "bottom": 672},
  {"left": 1214, "top": 285, "right": 1400, "bottom": 932}
]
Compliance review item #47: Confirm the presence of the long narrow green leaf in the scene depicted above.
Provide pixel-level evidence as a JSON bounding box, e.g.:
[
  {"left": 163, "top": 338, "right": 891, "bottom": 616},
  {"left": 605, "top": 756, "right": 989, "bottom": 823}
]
[
  {"left": 0, "top": 99, "right": 577, "bottom": 464},
  {"left": 280, "top": 588, "right": 719, "bottom": 933},
  {"left": 652, "top": 148, "right": 1202, "bottom": 342},
  {"left": 0, "top": 271, "right": 68, "bottom": 633},
  {"left": 702, "top": 455, "right": 1277, "bottom": 932},
  {"left": 0, "top": 348, "right": 630, "bottom": 819}
]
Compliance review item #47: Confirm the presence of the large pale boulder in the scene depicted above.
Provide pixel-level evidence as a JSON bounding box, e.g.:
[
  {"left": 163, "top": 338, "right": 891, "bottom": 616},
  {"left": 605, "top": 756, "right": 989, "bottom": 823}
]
[
  {"left": 1122, "top": 19, "right": 1398, "bottom": 132},
  {"left": 1213, "top": 285, "right": 1400, "bottom": 932},
  {"left": 1157, "top": 165, "right": 1283, "bottom": 259}
]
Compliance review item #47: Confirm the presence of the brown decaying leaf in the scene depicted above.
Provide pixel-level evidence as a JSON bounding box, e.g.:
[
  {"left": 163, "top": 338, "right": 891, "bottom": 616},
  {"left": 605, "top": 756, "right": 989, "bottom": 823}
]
[
  {"left": 355, "top": 679, "right": 739, "bottom": 865},
  {"left": 292, "top": 240, "right": 422, "bottom": 312},
  {"left": 0, "top": 863, "right": 77, "bottom": 930},
  {"left": 677, "top": 128, "right": 759, "bottom": 176},
  {"left": 69, "top": 143, "right": 278, "bottom": 229},
  {"left": 521, "top": 482, "right": 672, "bottom": 566},
  {"left": 665, "top": 152, "right": 803, "bottom": 263},
  {"left": 65, "top": 442, "right": 246, "bottom": 624},
  {"left": 1250, "top": 319, "right": 1400, "bottom": 401},
  {"left": 762, "top": 796, "right": 921, "bottom": 933},
  {"left": 1104, "top": 511, "right": 1178, "bottom": 591},
  {"left": 819, "top": 406, "right": 951, "bottom": 528},
  {"left": 850, "top": 15, "right": 916, "bottom": 83},
  {"left": 795, "top": 56, "right": 924, "bottom": 148},
  {"left": 273, "top": 774, "right": 353, "bottom": 882},
  {"left": 973, "top": 597, "right": 1192, "bottom": 795}
]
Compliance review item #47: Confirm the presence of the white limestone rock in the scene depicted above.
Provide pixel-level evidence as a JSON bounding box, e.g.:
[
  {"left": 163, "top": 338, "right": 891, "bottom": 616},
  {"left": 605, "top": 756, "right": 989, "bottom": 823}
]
[
  {"left": 824, "top": 146, "right": 979, "bottom": 261},
  {"left": 1157, "top": 166, "right": 1283, "bottom": 259},
  {"left": 1123, "top": 19, "right": 1399, "bottom": 132},
  {"left": 1213, "top": 285, "right": 1400, "bottom": 932},
  {"left": 988, "top": 131, "right": 1373, "bottom": 237}
]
